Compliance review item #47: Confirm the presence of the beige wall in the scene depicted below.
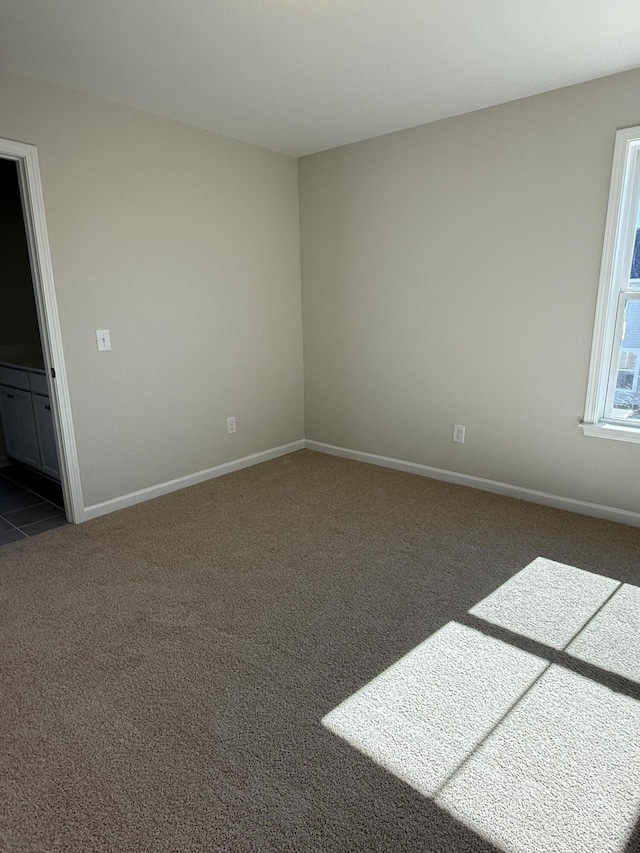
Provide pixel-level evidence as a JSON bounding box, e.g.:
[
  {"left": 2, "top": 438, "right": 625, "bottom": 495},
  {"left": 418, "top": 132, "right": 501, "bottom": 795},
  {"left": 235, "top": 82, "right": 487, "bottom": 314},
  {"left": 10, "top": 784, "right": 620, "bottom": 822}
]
[
  {"left": 300, "top": 69, "right": 640, "bottom": 514},
  {"left": 0, "top": 72, "right": 304, "bottom": 507},
  {"left": 3, "top": 67, "right": 640, "bottom": 516}
]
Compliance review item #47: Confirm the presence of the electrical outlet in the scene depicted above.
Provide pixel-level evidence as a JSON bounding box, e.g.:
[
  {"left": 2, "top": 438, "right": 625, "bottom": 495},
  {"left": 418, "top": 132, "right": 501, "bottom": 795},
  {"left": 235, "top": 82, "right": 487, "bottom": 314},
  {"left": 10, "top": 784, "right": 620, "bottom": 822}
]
[
  {"left": 453, "top": 424, "right": 465, "bottom": 443},
  {"left": 227, "top": 416, "right": 237, "bottom": 434},
  {"left": 96, "top": 329, "right": 111, "bottom": 351}
]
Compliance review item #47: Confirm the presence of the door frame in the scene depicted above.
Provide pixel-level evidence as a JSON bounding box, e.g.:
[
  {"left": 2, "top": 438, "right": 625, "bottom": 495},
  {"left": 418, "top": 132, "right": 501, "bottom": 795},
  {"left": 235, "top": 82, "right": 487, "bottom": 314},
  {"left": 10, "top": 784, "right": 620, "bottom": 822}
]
[{"left": 1, "top": 137, "right": 84, "bottom": 523}]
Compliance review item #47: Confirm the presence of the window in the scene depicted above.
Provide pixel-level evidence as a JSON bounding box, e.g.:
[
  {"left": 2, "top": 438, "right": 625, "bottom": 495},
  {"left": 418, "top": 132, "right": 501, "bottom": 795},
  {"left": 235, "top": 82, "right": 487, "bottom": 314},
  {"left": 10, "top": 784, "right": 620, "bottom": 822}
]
[{"left": 582, "top": 125, "right": 640, "bottom": 442}]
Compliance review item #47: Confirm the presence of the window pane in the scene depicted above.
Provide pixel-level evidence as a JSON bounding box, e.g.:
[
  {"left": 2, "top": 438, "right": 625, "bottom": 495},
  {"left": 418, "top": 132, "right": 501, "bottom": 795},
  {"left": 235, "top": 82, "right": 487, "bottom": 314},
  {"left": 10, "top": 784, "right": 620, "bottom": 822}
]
[
  {"left": 612, "top": 303, "right": 640, "bottom": 420},
  {"left": 631, "top": 227, "right": 640, "bottom": 278},
  {"left": 631, "top": 205, "right": 640, "bottom": 288}
]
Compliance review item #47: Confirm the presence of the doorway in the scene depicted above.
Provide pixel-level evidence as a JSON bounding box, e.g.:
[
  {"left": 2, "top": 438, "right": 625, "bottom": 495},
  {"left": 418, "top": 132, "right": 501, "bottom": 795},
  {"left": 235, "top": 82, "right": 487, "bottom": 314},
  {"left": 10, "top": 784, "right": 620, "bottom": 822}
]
[{"left": 0, "top": 137, "right": 83, "bottom": 527}]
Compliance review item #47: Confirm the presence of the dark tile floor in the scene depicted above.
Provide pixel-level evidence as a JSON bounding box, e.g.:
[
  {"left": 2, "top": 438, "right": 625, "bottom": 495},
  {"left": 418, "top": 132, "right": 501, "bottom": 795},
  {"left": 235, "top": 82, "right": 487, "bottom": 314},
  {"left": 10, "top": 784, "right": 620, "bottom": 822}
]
[{"left": 0, "top": 463, "right": 67, "bottom": 545}]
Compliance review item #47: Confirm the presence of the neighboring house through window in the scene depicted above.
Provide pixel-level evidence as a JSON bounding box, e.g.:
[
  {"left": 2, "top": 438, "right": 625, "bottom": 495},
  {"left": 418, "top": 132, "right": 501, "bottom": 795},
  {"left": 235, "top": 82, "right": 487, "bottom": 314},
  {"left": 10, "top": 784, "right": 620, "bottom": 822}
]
[
  {"left": 582, "top": 125, "right": 640, "bottom": 442},
  {"left": 613, "top": 288, "right": 640, "bottom": 418}
]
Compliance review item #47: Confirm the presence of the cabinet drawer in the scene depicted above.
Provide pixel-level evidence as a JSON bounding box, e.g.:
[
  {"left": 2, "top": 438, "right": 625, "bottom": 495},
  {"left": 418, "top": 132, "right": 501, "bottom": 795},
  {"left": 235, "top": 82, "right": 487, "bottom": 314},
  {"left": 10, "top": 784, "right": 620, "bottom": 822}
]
[
  {"left": 0, "top": 365, "right": 30, "bottom": 391},
  {"left": 29, "top": 371, "right": 49, "bottom": 396}
]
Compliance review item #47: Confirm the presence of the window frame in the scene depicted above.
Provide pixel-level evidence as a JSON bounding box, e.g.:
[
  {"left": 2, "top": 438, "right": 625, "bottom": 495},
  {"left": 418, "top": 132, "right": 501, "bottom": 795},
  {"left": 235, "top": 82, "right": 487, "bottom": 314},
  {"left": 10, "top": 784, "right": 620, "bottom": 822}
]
[{"left": 582, "top": 125, "right": 640, "bottom": 443}]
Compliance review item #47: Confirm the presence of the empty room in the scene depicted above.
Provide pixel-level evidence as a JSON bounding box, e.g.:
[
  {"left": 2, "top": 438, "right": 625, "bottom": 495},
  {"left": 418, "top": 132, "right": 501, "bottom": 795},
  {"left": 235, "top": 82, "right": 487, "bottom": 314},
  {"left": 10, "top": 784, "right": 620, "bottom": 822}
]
[{"left": 1, "top": 2, "right": 640, "bottom": 851}]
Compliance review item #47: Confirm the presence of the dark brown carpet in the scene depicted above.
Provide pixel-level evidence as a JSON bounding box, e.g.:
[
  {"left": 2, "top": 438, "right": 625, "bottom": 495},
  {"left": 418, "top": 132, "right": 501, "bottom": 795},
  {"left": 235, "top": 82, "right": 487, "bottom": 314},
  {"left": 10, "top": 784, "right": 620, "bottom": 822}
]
[{"left": 1, "top": 449, "right": 639, "bottom": 852}]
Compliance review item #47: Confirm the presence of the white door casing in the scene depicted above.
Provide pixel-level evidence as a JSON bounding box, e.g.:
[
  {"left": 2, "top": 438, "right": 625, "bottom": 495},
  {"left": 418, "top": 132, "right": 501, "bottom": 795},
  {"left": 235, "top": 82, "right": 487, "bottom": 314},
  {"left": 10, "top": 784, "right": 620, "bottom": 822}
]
[{"left": 0, "top": 136, "right": 83, "bottom": 523}]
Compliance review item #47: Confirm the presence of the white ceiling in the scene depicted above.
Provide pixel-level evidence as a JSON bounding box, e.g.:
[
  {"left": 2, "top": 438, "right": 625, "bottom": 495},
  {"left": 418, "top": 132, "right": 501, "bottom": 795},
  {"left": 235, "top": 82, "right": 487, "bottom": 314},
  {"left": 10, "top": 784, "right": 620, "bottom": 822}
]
[{"left": 1, "top": 0, "right": 640, "bottom": 157}]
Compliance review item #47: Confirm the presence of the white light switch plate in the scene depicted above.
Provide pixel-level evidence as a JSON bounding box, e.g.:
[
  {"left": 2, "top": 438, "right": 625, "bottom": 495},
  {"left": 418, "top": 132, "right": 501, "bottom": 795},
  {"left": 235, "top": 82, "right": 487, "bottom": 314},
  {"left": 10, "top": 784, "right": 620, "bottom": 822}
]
[{"left": 96, "top": 329, "right": 111, "bottom": 351}]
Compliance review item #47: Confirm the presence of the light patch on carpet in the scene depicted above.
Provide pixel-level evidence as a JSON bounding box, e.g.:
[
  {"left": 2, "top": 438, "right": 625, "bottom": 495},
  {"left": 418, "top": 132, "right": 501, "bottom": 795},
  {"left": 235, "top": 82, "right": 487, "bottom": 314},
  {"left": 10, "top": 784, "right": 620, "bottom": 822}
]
[
  {"left": 322, "top": 558, "right": 640, "bottom": 853},
  {"left": 468, "top": 557, "right": 620, "bottom": 649},
  {"left": 323, "top": 622, "right": 548, "bottom": 797},
  {"left": 438, "top": 665, "right": 640, "bottom": 853},
  {"left": 566, "top": 582, "right": 640, "bottom": 683}
]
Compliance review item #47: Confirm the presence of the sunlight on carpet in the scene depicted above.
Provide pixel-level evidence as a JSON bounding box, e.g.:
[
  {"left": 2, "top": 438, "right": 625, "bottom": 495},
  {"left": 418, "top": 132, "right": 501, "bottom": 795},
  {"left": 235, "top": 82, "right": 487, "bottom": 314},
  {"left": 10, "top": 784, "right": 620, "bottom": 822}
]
[
  {"left": 468, "top": 558, "right": 620, "bottom": 649},
  {"left": 322, "top": 558, "right": 640, "bottom": 853},
  {"left": 566, "top": 582, "right": 640, "bottom": 682}
]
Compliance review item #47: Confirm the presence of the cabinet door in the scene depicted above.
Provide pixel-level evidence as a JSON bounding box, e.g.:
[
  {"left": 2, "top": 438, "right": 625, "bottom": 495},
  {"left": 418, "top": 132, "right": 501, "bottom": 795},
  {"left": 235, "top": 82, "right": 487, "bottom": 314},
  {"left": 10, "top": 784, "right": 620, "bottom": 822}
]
[
  {"left": 0, "top": 387, "right": 24, "bottom": 461},
  {"left": 0, "top": 386, "right": 41, "bottom": 469},
  {"left": 32, "top": 395, "right": 60, "bottom": 481}
]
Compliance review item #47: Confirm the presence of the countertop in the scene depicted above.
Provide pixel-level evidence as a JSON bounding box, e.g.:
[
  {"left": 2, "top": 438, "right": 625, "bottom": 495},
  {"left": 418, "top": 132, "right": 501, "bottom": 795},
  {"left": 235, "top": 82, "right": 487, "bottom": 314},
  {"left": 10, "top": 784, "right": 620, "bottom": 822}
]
[{"left": 0, "top": 358, "right": 46, "bottom": 374}]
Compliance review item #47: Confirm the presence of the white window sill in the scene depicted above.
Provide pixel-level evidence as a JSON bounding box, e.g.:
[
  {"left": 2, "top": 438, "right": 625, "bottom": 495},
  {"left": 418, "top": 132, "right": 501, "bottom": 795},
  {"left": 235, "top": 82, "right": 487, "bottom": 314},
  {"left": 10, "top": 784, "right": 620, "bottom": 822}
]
[{"left": 581, "top": 421, "right": 640, "bottom": 443}]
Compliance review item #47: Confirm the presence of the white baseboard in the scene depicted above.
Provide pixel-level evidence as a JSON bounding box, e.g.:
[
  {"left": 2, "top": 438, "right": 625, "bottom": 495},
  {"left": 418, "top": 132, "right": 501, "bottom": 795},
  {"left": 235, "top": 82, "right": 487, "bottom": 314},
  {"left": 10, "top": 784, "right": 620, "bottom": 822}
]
[
  {"left": 81, "top": 436, "right": 640, "bottom": 528},
  {"left": 82, "top": 440, "right": 304, "bottom": 522},
  {"left": 304, "top": 439, "right": 640, "bottom": 528}
]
